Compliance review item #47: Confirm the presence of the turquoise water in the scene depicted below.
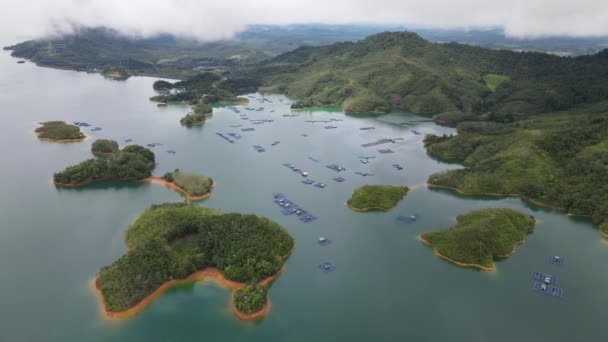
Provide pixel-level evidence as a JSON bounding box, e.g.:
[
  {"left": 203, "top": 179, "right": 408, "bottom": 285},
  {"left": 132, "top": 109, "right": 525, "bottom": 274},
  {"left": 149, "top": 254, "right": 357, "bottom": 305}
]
[{"left": 0, "top": 51, "right": 607, "bottom": 341}]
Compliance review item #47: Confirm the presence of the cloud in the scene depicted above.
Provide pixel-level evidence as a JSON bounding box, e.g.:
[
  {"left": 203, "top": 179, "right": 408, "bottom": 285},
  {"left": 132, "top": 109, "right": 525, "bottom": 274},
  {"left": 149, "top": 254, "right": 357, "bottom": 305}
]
[{"left": 1, "top": 0, "right": 607, "bottom": 43}]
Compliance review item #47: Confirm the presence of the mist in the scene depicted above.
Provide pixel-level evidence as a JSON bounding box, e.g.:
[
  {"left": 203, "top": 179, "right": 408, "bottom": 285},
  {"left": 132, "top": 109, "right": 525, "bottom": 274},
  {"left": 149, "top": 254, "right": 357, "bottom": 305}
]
[{"left": 1, "top": 0, "right": 607, "bottom": 43}]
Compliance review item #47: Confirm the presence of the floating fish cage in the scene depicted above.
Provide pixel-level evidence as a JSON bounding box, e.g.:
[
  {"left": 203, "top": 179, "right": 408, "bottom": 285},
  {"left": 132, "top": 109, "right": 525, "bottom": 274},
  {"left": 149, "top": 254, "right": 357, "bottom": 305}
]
[
  {"left": 318, "top": 262, "right": 336, "bottom": 272},
  {"left": 354, "top": 172, "right": 374, "bottom": 177},
  {"left": 378, "top": 149, "right": 394, "bottom": 154},
  {"left": 241, "top": 128, "right": 256, "bottom": 132},
  {"left": 302, "top": 179, "right": 315, "bottom": 185},
  {"left": 532, "top": 272, "right": 558, "bottom": 285},
  {"left": 532, "top": 282, "right": 564, "bottom": 298},
  {"left": 273, "top": 193, "right": 317, "bottom": 223},
  {"left": 397, "top": 214, "right": 419, "bottom": 223},
  {"left": 547, "top": 256, "right": 566, "bottom": 265},
  {"left": 333, "top": 177, "right": 346, "bottom": 182}
]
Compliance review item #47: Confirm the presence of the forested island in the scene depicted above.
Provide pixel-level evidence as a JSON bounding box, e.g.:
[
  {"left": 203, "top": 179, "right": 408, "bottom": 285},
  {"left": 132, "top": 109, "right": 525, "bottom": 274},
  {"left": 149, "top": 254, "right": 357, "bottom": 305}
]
[
  {"left": 180, "top": 104, "right": 213, "bottom": 126},
  {"left": 146, "top": 169, "right": 213, "bottom": 201},
  {"left": 347, "top": 185, "right": 409, "bottom": 211},
  {"left": 91, "top": 139, "right": 119, "bottom": 154},
  {"left": 54, "top": 144, "right": 155, "bottom": 186},
  {"left": 425, "top": 101, "right": 608, "bottom": 238},
  {"left": 419, "top": 208, "right": 536, "bottom": 271},
  {"left": 34, "top": 121, "right": 86, "bottom": 142},
  {"left": 95, "top": 203, "right": 294, "bottom": 319},
  {"left": 149, "top": 75, "right": 251, "bottom": 106}
]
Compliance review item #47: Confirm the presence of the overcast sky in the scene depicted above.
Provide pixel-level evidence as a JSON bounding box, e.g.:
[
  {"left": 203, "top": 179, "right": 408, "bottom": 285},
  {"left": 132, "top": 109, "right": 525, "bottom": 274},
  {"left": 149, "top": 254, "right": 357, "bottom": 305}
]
[{"left": 1, "top": 0, "right": 607, "bottom": 43}]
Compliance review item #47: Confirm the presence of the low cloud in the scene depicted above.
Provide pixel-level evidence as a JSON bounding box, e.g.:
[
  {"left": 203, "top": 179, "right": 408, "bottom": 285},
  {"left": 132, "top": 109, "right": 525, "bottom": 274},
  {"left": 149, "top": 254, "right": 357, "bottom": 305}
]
[{"left": 1, "top": 0, "right": 607, "bottom": 43}]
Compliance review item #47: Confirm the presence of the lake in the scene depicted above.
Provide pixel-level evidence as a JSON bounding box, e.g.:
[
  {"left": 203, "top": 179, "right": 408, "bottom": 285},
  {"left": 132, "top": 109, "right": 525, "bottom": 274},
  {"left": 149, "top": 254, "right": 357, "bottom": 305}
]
[{"left": 0, "top": 51, "right": 606, "bottom": 342}]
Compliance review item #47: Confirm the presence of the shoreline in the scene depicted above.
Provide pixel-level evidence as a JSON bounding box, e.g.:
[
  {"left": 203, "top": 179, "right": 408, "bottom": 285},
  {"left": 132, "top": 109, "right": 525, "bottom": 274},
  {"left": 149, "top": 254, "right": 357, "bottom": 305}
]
[
  {"left": 93, "top": 245, "right": 293, "bottom": 320},
  {"left": 417, "top": 235, "right": 496, "bottom": 271},
  {"left": 93, "top": 267, "right": 276, "bottom": 320},
  {"left": 53, "top": 177, "right": 213, "bottom": 202},
  {"left": 144, "top": 177, "right": 213, "bottom": 201},
  {"left": 181, "top": 119, "right": 208, "bottom": 126},
  {"left": 426, "top": 183, "right": 567, "bottom": 211},
  {"left": 346, "top": 202, "right": 394, "bottom": 212}
]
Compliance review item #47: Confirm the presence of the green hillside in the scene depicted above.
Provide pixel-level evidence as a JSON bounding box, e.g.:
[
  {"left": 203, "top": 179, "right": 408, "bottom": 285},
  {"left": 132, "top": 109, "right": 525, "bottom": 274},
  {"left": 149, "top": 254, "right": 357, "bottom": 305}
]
[{"left": 426, "top": 101, "right": 608, "bottom": 235}]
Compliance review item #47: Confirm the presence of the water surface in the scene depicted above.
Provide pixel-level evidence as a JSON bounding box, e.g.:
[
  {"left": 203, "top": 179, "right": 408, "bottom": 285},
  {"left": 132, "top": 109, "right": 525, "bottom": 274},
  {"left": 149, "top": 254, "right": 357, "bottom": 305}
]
[{"left": 0, "top": 51, "right": 606, "bottom": 342}]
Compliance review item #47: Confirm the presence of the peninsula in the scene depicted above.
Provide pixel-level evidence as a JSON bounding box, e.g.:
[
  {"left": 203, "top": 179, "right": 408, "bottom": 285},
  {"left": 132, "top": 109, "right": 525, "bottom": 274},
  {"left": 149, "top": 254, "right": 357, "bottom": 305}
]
[
  {"left": 95, "top": 203, "right": 294, "bottom": 319},
  {"left": 419, "top": 208, "right": 536, "bottom": 271},
  {"left": 34, "top": 121, "right": 86, "bottom": 142},
  {"left": 180, "top": 104, "right": 213, "bottom": 126},
  {"left": 347, "top": 185, "right": 409, "bottom": 211},
  {"left": 147, "top": 169, "right": 213, "bottom": 201}
]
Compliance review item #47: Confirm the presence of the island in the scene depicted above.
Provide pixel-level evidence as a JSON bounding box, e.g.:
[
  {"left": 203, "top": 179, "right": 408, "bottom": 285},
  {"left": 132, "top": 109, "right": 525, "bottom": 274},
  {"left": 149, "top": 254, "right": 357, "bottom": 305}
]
[
  {"left": 146, "top": 169, "right": 213, "bottom": 201},
  {"left": 419, "top": 208, "right": 536, "bottom": 271},
  {"left": 102, "top": 66, "right": 132, "bottom": 80},
  {"left": 180, "top": 104, "right": 213, "bottom": 126},
  {"left": 91, "top": 139, "right": 119, "bottom": 155},
  {"left": 34, "top": 121, "right": 86, "bottom": 142},
  {"left": 53, "top": 145, "right": 155, "bottom": 186},
  {"left": 95, "top": 203, "right": 294, "bottom": 319},
  {"left": 347, "top": 185, "right": 409, "bottom": 211}
]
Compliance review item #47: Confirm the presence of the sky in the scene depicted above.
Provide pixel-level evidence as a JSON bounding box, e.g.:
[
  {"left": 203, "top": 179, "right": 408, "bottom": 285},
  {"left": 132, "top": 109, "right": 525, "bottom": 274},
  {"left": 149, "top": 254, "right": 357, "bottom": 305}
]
[{"left": 0, "top": 0, "right": 607, "bottom": 43}]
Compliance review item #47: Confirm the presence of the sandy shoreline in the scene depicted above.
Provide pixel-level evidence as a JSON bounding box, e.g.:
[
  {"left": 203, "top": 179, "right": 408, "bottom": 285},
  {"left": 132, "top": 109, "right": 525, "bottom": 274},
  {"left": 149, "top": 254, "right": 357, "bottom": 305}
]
[
  {"left": 94, "top": 250, "right": 291, "bottom": 320},
  {"left": 417, "top": 235, "right": 496, "bottom": 271},
  {"left": 34, "top": 122, "right": 87, "bottom": 143},
  {"left": 144, "top": 177, "right": 212, "bottom": 201},
  {"left": 54, "top": 176, "right": 212, "bottom": 201}
]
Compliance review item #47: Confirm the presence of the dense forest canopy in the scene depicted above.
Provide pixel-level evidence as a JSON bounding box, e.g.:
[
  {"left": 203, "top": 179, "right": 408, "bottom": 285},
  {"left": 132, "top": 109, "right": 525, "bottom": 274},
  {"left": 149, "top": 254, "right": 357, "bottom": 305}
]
[
  {"left": 425, "top": 101, "right": 608, "bottom": 235},
  {"left": 54, "top": 144, "right": 155, "bottom": 184},
  {"left": 421, "top": 208, "right": 536, "bottom": 269},
  {"left": 91, "top": 139, "right": 119, "bottom": 154},
  {"left": 347, "top": 185, "right": 409, "bottom": 210},
  {"left": 98, "top": 203, "right": 294, "bottom": 312}
]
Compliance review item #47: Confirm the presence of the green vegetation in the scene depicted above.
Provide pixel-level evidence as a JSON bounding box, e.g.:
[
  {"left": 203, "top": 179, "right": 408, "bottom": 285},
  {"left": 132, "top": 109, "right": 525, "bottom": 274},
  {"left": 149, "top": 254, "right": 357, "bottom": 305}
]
[
  {"left": 420, "top": 208, "right": 535, "bottom": 269},
  {"left": 35, "top": 121, "right": 85, "bottom": 141},
  {"left": 9, "top": 27, "right": 267, "bottom": 79},
  {"left": 152, "top": 80, "right": 173, "bottom": 90},
  {"left": 179, "top": 104, "right": 213, "bottom": 126},
  {"left": 91, "top": 139, "right": 119, "bottom": 154},
  {"left": 426, "top": 101, "right": 608, "bottom": 232},
  {"left": 233, "top": 31, "right": 608, "bottom": 115},
  {"left": 97, "top": 203, "right": 294, "bottom": 312},
  {"left": 347, "top": 185, "right": 409, "bottom": 210},
  {"left": 482, "top": 74, "right": 510, "bottom": 92},
  {"left": 233, "top": 284, "right": 268, "bottom": 314},
  {"left": 102, "top": 66, "right": 132, "bottom": 80},
  {"left": 150, "top": 73, "right": 253, "bottom": 106},
  {"left": 162, "top": 169, "right": 213, "bottom": 196},
  {"left": 54, "top": 145, "right": 154, "bottom": 185}
]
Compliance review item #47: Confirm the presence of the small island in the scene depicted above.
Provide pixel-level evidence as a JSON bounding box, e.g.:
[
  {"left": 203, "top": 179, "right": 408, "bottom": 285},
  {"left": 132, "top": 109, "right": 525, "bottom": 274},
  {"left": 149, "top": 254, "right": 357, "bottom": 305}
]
[
  {"left": 102, "top": 66, "right": 132, "bottom": 80},
  {"left": 91, "top": 139, "right": 119, "bottom": 155},
  {"left": 95, "top": 203, "right": 294, "bottom": 319},
  {"left": 147, "top": 169, "right": 213, "bottom": 201},
  {"left": 347, "top": 185, "right": 409, "bottom": 211},
  {"left": 54, "top": 145, "right": 155, "bottom": 186},
  {"left": 34, "top": 121, "right": 86, "bottom": 142},
  {"left": 180, "top": 104, "right": 213, "bottom": 126},
  {"left": 419, "top": 208, "right": 536, "bottom": 271}
]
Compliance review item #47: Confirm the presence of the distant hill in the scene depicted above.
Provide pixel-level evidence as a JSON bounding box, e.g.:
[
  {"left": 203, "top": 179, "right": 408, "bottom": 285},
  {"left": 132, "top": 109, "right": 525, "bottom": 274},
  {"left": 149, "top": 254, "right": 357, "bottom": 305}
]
[
  {"left": 7, "top": 25, "right": 608, "bottom": 79},
  {"left": 238, "top": 31, "right": 608, "bottom": 115}
]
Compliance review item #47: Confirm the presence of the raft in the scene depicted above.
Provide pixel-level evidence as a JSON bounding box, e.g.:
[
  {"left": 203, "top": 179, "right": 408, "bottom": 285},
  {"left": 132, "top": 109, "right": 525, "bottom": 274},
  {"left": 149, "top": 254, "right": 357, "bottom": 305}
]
[
  {"left": 318, "top": 262, "right": 336, "bottom": 272},
  {"left": 532, "top": 282, "right": 564, "bottom": 298}
]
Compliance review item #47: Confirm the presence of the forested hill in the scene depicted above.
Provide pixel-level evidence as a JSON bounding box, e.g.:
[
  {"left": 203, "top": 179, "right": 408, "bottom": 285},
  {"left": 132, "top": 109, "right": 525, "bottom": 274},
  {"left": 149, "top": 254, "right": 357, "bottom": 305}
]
[
  {"left": 6, "top": 28, "right": 268, "bottom": 78},
  {"left": 240, "top": 31, "right": 608, "bottom": 115}
]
